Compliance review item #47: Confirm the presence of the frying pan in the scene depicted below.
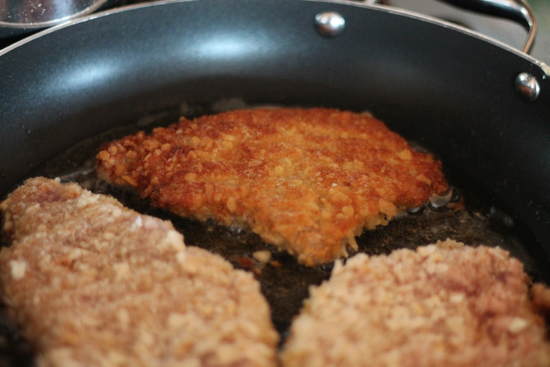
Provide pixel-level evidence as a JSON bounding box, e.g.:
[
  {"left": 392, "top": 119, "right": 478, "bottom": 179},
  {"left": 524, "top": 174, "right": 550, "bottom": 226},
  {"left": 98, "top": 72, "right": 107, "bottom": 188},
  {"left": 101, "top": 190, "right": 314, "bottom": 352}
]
[{"left": 0, "top": 0, "right": 550, "bottom": 363}]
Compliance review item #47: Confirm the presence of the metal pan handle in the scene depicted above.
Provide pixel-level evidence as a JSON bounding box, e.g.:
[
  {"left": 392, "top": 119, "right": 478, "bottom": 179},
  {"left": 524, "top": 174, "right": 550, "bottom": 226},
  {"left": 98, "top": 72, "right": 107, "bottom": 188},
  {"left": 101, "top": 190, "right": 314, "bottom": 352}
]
[
  {"left": 365, "top": 0, "right": 537, "bottom": 54},
  {"left": 437, "top": 0, "right": 537, "bottom": 53}
]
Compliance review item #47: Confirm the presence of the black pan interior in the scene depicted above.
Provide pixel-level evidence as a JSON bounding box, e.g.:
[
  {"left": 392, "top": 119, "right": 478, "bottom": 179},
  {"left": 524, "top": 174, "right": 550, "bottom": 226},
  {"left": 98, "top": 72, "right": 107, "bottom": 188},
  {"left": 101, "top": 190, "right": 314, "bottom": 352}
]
[
  {"left": 1, "top": 0, "right": 550, "bottom": 364},
  {"left": 0, "top": 101, "right": 547, "bottom": 365},
  {"left": 1, "top": 0, "right": 549, "bottom": 244},
  {"left": 5, "top": 102, "right": 543, "bottom": 334}
]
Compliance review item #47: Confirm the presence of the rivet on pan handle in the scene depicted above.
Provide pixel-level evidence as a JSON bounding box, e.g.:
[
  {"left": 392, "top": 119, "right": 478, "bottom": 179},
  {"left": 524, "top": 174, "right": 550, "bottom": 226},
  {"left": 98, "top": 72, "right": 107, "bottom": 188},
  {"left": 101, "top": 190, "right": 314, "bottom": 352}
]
[
  {"left": 435, "top": 0, "right": 537, "bottom": 54},
  {"left": 314, "top": 11, "right": 346, "bottom": 37},
  {"left": 515, "top": 72, "right": 540, "bottom": 101}
]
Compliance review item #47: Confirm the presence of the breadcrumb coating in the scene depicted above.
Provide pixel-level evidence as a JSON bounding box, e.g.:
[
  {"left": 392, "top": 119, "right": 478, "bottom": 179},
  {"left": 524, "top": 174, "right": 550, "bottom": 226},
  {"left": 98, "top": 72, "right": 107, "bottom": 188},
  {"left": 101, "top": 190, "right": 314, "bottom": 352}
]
[
  {"left": 96, "top": 108, "right": 448, "bottom": 266},
  {"left": 0, "top": 177, "right": 278, "bottom": 367},
  {"left": 281, "top": 240, "right": 550, "bottom": 367}
]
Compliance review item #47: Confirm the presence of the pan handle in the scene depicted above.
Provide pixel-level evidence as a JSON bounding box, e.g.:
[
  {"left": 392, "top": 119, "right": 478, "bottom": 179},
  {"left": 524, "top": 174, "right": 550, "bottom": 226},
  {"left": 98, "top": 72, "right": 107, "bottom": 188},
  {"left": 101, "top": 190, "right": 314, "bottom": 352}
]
[
  {"left": 366, "top": 0, "right": 537, "bottom": 54},
  {"left": 437, "top": 0, "right": 537, "bottom": 54}
]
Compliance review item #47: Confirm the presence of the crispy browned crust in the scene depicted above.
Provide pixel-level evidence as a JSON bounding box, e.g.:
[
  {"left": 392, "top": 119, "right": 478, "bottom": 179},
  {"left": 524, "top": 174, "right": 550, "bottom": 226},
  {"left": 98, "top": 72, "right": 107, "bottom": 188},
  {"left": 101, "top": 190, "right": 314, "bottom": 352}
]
[
  {"left": 96, "top": 108, "right": 448, "bottom": 266},
  {"left": 0, "top": 177, "right": 278, "bottom": 367},
  {"left": 280, "top": 240, "right": 550, "bottom": 367}
]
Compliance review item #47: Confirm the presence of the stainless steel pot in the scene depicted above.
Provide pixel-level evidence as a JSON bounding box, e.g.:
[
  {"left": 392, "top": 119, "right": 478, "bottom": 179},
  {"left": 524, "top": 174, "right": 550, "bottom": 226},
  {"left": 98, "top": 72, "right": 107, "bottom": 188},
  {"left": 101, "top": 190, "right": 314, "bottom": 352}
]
[{"left": 0, "top": 0, "right": 123, "bottom": 38}]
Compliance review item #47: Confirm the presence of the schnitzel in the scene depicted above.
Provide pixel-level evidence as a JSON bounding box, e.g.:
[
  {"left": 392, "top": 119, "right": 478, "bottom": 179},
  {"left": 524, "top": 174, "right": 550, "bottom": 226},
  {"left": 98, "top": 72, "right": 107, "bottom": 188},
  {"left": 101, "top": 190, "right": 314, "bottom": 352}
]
[
  {"left": 281, "top": 240, "right": 550, "bottom": 367},
  {"left": 96, "top": 108, "right": 448, "bottom": 266},
  {"left": 0, "top": 177, "right": 278, "bottom": 367}
]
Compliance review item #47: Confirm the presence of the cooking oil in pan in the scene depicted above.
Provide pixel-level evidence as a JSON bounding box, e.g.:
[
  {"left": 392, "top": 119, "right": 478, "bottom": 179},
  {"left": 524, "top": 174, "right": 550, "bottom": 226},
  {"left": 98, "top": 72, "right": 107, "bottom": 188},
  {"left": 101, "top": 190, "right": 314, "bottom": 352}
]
[{"left": 0, "top": 108, "right": 545, "bottom": 363}]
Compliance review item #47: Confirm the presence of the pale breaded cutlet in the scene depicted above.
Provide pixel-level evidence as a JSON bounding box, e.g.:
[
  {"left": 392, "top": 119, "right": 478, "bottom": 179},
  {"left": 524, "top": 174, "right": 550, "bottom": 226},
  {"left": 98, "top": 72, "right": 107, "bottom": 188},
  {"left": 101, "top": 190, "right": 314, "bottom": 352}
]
[
  {"left": 0, "top": 177, "right": 278, "bottom": 367},
  {"left": 96, "top": 108, "right": 448, "bottom": 266},
  {"left": 281, "top": 240, "right": 550, "bottom": 367}
]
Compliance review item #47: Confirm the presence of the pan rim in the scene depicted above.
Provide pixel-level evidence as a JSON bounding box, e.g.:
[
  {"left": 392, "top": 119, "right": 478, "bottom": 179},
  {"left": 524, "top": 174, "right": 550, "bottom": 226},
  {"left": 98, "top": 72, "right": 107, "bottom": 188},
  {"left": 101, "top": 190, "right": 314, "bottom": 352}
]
[{"left": 0, "top": 0, "right": 548, "bottom": 76}]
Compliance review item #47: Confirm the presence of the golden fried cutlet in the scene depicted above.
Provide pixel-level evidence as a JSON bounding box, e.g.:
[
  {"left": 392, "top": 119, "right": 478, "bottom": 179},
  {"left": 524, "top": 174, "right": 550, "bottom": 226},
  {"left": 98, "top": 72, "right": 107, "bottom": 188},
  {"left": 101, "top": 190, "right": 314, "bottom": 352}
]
[
  {"left": 280, "top": 240, "right": 550, "bottom": 367},
  {"left": 0, "top": 177, "right": 278, "bottom": 367},
  {"left": 96, "top": 108, "right": 448, "bottom": 266}
]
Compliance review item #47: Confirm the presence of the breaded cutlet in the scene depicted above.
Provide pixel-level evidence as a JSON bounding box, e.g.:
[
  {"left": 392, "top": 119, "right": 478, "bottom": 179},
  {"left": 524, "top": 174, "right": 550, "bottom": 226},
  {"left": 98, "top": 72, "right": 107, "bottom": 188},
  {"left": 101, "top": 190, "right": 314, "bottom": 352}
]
[
  {"left": 96, "top": 108, "right": 448, "bottom": 266},
  {"left": 281, "top": 240, "right": 550, "bottom": 367},
  {"left": 0, "top": 177, "right": 278, "bottom": 367}
]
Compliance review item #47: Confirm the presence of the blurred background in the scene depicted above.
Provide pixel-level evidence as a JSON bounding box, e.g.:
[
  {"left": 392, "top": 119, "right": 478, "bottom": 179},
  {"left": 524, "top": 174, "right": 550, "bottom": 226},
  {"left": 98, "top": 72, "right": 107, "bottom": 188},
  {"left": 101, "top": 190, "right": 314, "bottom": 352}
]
[{"left": 384, "top": 0, "right": 550, "bottom": 63}]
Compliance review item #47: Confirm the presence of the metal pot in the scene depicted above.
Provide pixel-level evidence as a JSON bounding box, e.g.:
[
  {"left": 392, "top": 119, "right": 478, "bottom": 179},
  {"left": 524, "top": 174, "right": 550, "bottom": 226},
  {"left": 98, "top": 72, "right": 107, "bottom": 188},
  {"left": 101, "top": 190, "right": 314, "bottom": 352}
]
[{"left": 0, "top": 0, "right": 125, "bottom": 39}]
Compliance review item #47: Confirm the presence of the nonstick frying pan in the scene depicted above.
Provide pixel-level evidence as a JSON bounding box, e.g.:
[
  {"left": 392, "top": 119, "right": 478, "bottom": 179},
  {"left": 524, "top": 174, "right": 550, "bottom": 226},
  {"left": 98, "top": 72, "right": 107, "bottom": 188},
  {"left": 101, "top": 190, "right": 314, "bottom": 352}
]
[{"left": 0, "top": 0, "right": 550, "bottom": 364}]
